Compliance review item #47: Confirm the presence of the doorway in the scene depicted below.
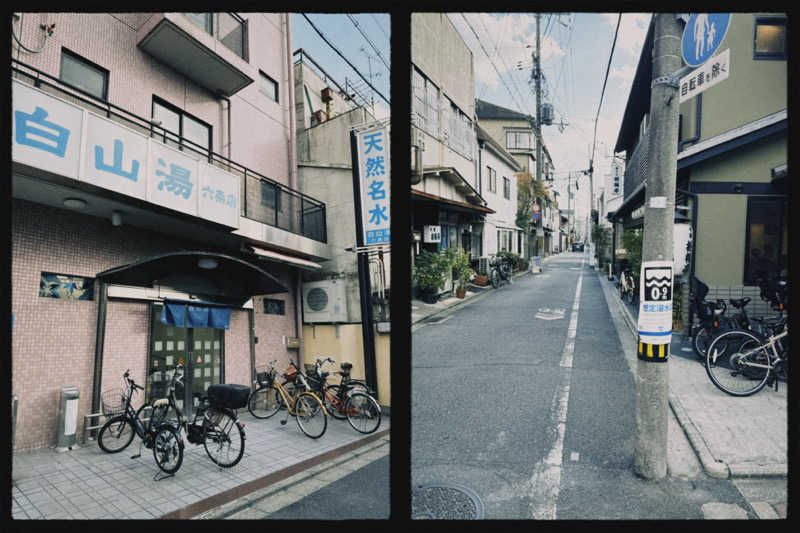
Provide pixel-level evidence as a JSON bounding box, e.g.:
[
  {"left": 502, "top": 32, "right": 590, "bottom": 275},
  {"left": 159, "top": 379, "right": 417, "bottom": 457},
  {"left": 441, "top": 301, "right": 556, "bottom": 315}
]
[{"left": 148, "top": 304, "right": 224, "bottom": 418}]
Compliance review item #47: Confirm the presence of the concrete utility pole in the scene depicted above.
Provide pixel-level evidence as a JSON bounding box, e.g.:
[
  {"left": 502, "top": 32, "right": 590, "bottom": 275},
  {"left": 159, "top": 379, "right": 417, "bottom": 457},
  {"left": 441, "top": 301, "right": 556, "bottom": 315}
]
[
  {"left": 634, "top": 13, "right": 683, "bottom": 480},
  {"left": 533, "top": 13, "right": 543, "bottom": 257}
]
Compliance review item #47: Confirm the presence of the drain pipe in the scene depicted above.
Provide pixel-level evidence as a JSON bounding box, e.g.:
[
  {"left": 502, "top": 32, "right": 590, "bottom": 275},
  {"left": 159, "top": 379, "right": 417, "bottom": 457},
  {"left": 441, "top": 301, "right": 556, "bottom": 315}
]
[{"left": 677, "top": 187, "right": 698, "bottom": 337}]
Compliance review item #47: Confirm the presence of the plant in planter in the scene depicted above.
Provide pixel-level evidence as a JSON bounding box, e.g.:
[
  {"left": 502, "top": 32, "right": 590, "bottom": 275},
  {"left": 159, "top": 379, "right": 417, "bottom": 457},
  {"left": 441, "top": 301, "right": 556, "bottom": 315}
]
[
  {"left": 413, "top": 250, "right": 449, "bottom": 303},
  {"left": 447, "top": 248, "right": 474, "bottom": 298},
  {"left": 672, "top": 278, "right": 684, "bottom": 331}
]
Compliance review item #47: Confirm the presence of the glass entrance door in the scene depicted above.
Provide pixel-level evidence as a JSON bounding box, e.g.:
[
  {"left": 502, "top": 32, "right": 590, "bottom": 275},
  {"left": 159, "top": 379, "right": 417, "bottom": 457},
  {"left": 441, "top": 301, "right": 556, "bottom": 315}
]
[{"left": 149, "top": 304, "right": 223, "bottom": 418}]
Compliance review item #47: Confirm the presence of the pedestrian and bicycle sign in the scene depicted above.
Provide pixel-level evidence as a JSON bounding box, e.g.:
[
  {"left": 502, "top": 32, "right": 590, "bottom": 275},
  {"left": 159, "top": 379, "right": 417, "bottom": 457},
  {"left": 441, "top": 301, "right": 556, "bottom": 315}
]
[
  {"left": 637, "top": 261, "right": 673, "bottom": 360},
  {"left": 681, "top": 13, "right": 731, "bottom": 67}
]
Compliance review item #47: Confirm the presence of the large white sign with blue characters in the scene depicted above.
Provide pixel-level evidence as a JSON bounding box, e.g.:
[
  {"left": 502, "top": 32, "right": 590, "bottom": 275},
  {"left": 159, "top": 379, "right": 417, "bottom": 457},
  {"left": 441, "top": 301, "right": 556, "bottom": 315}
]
[
  {"left": 354, "top": 124, "right": 390, "bottom": 245},
  {"left": 12, "top": 80, "right": 240, "bottom": 229}
]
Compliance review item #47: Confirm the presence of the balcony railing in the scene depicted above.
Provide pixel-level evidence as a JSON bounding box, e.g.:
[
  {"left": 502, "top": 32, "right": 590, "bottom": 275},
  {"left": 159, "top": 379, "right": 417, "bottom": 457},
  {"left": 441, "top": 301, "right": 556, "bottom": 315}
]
[
  {"left": 623, "top": 129, "right": 649, "bottom": 201},
  {"left": 185, "top": 12, "right": 246, "bottom": 60},
  {"left": 11, "top": 59, "right": 326, "bottom": 243}
]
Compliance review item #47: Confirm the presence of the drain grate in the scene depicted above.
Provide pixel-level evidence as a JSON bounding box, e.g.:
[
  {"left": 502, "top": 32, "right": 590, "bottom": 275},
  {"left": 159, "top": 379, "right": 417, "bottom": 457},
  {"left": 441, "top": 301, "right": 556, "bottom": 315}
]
[{"left": 411, "top": 483, "right": 484, "bottom": 519}]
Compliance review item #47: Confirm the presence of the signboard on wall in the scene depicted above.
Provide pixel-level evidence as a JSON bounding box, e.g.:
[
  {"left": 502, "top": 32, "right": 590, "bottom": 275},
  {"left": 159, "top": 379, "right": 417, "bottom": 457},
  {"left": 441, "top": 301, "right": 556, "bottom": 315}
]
[
  {"left": 352, "top": 124, "right": 390, "bottom": 246},
  {"left": 11, "top": 79, "right": 240, "bottom": 229}
]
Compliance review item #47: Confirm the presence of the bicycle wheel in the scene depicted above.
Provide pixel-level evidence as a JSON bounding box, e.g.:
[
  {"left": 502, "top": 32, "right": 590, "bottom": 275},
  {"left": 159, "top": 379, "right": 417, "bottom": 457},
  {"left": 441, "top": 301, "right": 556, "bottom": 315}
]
[
  {"left": 203, "top": 408, "right": 245, "bottom": 468},
  {"left": 152, "top": 424, "right": 183, "bottom": 474},
  {"left": 625, "top": 286, "right": 635, "bottom": 304},
  {"left": 323, "top": 385, "right": 347, "bottom": 420},
  {"left": 490, "top": 269, "right": 500, "bottom": 289},
  {"left": 278, "top": 380, "right": 296, "bottom": 410},
  {"left": 248, "top": 385, "right": 280, "bottom": 419},
  {"left": 705, "top": 329, "right": 771, "bottom": 396},
  {"left": 293, "top": 392, "right": 327, "bottom": 439},
  {"left": 692, "top": 326, "right": 713, "bottom": 359},
  {"left": 345, "top": 392, "right": 381, "bottom": 434},
  {"left": 98, "top": 415, "right": 135, "bottom": 453}
]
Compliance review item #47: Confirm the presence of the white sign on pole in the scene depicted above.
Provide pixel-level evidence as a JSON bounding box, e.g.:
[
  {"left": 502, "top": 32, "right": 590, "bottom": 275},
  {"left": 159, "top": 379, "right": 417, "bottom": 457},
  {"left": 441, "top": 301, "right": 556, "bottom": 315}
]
[
  {"left": 637, "top": 260, "right": 674, "bottom": 345},
  {"left": 355, "top": 125, "right": 390, "bottom": 245},
  {"left": 679, "top": 48, "right": 730, "bottom": 103}
]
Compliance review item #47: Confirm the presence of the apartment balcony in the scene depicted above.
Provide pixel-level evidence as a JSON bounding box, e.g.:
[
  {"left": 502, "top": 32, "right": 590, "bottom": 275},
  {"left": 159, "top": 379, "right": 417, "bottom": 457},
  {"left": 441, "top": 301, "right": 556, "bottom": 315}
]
[
  {"left": 622, "top": 129, "right": 649, "bottom": 205},
  {"left": 11, "top": 59, "right": 327, "bottom": 259},
  {"left": 137, "top": 13, "right": 254, "bottom": 97}
]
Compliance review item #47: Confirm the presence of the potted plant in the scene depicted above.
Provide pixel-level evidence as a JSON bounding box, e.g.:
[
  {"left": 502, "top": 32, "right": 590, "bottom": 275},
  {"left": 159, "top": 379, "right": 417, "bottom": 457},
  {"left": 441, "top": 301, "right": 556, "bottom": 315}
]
[
  {"left": 413, "top": 250, "right": 448, "bottom": 303},
  {"left": 448, "top": 249, "right": 474, "bottom": 298},
  {"left": 672, "top": 278, "right": 684, "bottom": 332}
]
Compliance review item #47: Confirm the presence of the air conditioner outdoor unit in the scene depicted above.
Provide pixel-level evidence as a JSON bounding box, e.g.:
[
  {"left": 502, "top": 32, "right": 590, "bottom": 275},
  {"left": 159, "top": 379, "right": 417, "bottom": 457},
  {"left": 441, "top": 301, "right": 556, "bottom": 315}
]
[
  {"left": 477, "top": 256, "right": 491, "bottom": 275},
  {"left": 302, "top": 279, "right": 348, "bottom": 323}
]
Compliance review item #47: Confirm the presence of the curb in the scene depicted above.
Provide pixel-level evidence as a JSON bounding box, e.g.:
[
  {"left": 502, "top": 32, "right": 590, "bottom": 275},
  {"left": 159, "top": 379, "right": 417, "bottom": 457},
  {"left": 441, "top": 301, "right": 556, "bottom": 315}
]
[{"left": 610, "top": 281, "right": 785, "bottom": 480}]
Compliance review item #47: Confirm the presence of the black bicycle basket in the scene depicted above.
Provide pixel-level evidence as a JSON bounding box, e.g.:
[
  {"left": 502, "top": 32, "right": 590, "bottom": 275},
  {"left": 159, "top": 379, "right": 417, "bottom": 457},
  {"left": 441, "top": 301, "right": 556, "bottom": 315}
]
[
  {"left": 256, "top": 369, "right": 274, "bottom": 387},
  {"left": 207, "top": 383, "right": 250, "bottom": 409}
]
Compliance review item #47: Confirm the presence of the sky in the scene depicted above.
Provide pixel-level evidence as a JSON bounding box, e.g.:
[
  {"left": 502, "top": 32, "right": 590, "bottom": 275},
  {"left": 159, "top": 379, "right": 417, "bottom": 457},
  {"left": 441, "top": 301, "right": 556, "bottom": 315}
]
[
  {"left": 291, "top": 13, "right": 391, "bottom": 121},
  {"left": 449, "top": 12, "right": 652, "bottom": 220}
]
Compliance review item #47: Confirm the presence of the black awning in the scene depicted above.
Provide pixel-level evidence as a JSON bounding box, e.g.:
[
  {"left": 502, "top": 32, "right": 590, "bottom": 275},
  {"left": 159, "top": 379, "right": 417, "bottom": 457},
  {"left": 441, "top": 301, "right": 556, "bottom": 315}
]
[{"left": 96, "top": 250, "right": 288, "bottom": 306}]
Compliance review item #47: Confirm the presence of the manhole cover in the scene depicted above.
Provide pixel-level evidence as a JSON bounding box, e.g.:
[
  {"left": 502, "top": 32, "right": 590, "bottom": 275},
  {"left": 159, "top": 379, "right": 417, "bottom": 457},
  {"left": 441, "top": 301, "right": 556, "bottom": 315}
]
[{"left": 412, "top": 483, "right": 484, "bottom": 519}]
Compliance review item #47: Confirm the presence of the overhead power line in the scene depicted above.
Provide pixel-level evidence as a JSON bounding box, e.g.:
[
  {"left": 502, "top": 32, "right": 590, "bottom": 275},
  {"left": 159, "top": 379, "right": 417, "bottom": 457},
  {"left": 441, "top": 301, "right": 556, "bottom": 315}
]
[
  {"left": 590, "top": 13, "right": 621, "bottom": 166},
  {"left": 370, "top": 13, "right": 390, "bottom": 42},
  {"left": 347, "top": 14, "right": 390, "bottom": 71},
  {"left": 301, "top": 14, "right": 390, "bottom": 106}
]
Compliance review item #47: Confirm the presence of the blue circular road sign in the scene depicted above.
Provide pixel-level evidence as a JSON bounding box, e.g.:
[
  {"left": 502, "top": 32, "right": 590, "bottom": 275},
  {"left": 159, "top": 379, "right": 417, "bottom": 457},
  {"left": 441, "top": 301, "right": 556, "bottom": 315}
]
[{"left": 682, "top": 13, "right": 731, "bottom": 67}]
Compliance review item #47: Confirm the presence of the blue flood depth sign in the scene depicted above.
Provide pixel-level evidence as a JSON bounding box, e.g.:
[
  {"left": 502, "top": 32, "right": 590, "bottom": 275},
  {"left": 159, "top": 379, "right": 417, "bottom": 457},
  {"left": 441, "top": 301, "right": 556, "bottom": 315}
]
[{"left": 682, "top": 13, "right": 731, "bottom": 67}]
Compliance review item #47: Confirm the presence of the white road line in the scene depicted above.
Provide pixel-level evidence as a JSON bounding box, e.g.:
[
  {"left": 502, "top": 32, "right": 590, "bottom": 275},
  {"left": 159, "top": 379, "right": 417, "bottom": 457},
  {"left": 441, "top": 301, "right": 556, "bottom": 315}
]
[{"left": 529, "top": 257, "right": 583, "bottom": 520}]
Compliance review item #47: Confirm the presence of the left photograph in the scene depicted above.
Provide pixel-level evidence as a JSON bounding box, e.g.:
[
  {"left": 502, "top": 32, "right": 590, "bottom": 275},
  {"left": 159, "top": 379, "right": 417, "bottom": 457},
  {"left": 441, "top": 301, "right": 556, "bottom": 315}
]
[{"left": 11, "top": 12, "right": 390, "bottom": 520}]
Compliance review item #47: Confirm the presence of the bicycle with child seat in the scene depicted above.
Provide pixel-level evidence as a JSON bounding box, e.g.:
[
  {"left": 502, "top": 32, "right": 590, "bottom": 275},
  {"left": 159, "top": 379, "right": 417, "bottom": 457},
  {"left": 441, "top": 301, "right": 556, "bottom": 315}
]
[
  {"left": 96, "top": 369, "right": 184, "bottom": 476},
  {"left": 704, "top": 276, "right": 789, "bottom": 397},
  {"left": 247, "top": 360, "right": 328, "bottom": 438},
  {"left": 306, "top": 357, "right": 381, "bottom": 434},
  {"left": 142, "top": 364, "right": 247, "bottom": 468}
]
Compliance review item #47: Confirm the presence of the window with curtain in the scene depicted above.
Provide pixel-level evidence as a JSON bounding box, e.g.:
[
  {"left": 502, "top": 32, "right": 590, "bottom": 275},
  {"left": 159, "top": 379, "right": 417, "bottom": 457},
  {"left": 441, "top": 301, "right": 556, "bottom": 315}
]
[
  {"left": 754, "top": 16, "right": 787, "bottom": 59},
  {"left": 744, "top": 197, "right": 787, "bottom": 284}
]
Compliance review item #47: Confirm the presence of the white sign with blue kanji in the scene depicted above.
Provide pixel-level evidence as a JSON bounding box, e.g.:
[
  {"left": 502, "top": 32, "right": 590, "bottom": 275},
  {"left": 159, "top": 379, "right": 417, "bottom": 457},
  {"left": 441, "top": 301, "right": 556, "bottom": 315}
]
[
  {"left": 636, "top": 260, "right": 674, "bottom": 345},
  {"left": 198, "top": 162, "right": 240, "bottom": 229},
  {"left": 147, "top": 141, "right": 199, "bottom": 217},
  {"left": 355, "top": 125, "right": 390, "bottom": 245},
  {"left": 12, "top": 80, "right": 83, "bottom": 179},
  {"left": 679, "top": 48, "right": 730, "bottom": 103},
  {"left": 681, "top": 13, "right": 731, "bottom": 67},
  {"left": 81, "top": 113, "right": 148, "bottom": 200}
]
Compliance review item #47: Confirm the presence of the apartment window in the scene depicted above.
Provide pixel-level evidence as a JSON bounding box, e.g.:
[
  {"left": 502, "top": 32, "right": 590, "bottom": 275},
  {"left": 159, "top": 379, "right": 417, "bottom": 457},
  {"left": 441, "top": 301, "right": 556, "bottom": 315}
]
[
  {"left": 754, "top": 17, "right": 787, "bottom": 59},
  {"left": 186, "top": 13, "right": 213, "bottom": 34},
  {"left": 443, "top": 97, "right": 473, "bottom": 158},
  {"left": 487, "top": 166, "right": 497, "bottom": 193},
  {"left": 503, "top": 177, "right": 511, "bottom": 199},
  {"left": 59, "top": 49, "right": 108, "bottom": 101},
  {"left": 506, "top": 130, "right": 532, "bottom": 150},
  {"left": 259, "top": 71, "right": 279, "bottom": 102},
  {"left": 152, "top": 97, "right": 212, "bottom": 156},
  {"left": 412, "top": 67, "right": 439, "bottom": 136},
  {"left": 744, "top": 197, "right": 787, "bottom": 284}
]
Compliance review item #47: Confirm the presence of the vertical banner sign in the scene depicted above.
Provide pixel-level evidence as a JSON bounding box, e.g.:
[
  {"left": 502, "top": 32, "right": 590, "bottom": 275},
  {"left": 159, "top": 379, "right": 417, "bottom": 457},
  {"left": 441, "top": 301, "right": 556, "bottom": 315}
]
[
  {"left": 637, "top": 261, "right": 673, "bottom": 359},
  {"left": 354, "top": 125, "right": 390, "bottom": 245}
]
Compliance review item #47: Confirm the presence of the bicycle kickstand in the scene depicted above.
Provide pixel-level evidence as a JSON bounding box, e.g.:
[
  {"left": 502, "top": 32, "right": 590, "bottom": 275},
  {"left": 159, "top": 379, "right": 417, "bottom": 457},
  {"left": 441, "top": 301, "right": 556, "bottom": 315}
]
[{"left": 130, "top": 440, "right": 143, "bottom": 460}]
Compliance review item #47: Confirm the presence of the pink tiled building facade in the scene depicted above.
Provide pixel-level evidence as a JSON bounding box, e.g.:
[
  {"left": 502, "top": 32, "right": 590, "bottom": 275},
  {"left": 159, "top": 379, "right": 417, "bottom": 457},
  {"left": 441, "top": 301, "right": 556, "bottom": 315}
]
[{"left": 11, "top": 12, "right": 329, "bottom": 451}]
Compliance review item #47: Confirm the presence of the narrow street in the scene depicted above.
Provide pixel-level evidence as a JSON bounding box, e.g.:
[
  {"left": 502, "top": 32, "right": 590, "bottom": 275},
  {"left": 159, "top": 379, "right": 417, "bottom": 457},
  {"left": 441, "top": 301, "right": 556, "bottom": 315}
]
[{"left": 411, "top": 251, "right": 754, "bottom": 519}]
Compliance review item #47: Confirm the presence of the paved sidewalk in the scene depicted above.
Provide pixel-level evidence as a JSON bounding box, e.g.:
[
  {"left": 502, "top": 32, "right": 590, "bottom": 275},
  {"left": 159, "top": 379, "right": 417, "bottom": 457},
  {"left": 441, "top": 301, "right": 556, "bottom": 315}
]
[{"left": 11, "top": 409, "right": 389, "bottom": 519}]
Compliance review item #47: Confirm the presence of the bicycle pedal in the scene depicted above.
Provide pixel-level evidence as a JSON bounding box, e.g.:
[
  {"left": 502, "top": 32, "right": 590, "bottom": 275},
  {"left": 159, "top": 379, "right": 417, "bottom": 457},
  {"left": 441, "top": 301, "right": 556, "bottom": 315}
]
[
  {"left": 130, "top": 454, "right": 140, "bottom": 459},
  {"left": 280, "top": 420, "right": 287, "bottom": 425}
]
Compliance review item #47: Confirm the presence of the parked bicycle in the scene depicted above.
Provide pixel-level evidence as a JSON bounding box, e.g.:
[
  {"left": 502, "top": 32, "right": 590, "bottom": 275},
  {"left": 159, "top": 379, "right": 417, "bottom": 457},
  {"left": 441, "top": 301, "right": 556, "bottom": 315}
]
[
  {"left": 704, "top": 276, "right": 789, "bottom": 396},
  {"left": 306, "top": 357, "right": 381, "bottom": 434},
  {"left": 96, "top": 369, "right": 184, "bottom": 477},
  {"left": 135, "top": 364, "right": 247, "bottom": 468},
  {"left": 690, "top": 276, "right": 735, "bottom": 360},
  {"left": 617, "top": 266, "right": 637, "bottom": 305},
  {"left": 489, "top": 254, "right": 512, "bottom": 289},
  {"left": 247, "top": 360, "right": 328, "bottom": 438}
]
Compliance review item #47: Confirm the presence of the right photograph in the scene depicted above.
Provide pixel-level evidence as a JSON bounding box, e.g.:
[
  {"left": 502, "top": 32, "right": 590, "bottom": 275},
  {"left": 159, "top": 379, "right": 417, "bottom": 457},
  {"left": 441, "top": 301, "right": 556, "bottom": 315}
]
[{"left": 410, "top": 12, "right": 787, "bottom": 520}]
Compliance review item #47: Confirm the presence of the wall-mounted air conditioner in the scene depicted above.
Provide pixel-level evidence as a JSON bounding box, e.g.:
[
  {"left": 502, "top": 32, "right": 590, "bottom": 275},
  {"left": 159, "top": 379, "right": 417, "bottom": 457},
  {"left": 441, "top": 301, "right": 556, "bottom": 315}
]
[{"left": 302, "top": 279, "right": 348, "bottom": 323}]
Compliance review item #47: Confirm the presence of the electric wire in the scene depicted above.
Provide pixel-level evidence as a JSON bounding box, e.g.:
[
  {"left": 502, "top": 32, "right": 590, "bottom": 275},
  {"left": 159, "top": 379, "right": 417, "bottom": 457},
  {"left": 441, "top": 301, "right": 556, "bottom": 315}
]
[
  {"left": 476, "top": 13, "right": 532, "bottom": 116},
  {"left": 590, "top": 13, "right": 621, "bottom": 167},
  {"left": 346, "top": 14, "right": 390, "bottom": 70},
  {"left": 301, "top": 14, "right": 390, "bottom": 106},
  {"left": 369, "top": 13, "right": 390, "bottom": 42}
]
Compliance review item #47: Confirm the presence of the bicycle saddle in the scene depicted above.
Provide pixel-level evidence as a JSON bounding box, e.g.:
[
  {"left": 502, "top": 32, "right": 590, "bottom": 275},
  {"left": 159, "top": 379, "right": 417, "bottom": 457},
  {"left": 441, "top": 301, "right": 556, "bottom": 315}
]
[
  {"left": 153, "top": 398, "right": 169, "bottom": 407},
  {"left": 729, "top": 297, "right": 751, "bottom": 309}
]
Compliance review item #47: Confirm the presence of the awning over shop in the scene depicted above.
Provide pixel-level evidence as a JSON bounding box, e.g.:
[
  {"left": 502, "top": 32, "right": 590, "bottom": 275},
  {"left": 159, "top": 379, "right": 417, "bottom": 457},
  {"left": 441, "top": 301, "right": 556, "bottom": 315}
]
[
  {"left": 411, "top": 189, "right": 495, "bottom": 215},
  {"left": 247, "top": 245, "right": 322, "bottom": 271},
  {"left": 96, "top": 250, "right": 288, "bottom": 306},
  {"left": 160, "top": 298, "right": 231, "bottom": 329}
]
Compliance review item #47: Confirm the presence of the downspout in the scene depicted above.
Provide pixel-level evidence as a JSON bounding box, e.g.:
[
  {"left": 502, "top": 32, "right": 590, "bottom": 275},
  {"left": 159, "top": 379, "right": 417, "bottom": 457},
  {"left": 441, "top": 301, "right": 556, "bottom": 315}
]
[
  {"left": 216, "top": 93, "right": 232, "bottom": 162},
  {"left": 294, "top": 269, "right": 304, "bottom": 368},
  {"left": 677, "top": 188, "right": 698, "bottom": 337},
  {"left": 90, "top": 281, "right": 108, "bottom": 434},
  {"left": 678, "top": 93, "right": 702, "bottom": 152},
  {"left": 285, "top": 13, "right": 297, "bottom": 192}
]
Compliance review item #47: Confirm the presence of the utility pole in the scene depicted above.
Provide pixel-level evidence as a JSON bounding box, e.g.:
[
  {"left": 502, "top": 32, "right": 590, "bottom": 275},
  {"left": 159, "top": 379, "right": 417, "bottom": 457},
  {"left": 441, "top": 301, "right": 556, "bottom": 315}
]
[
  {"left": 634, "top": 13, "right": 683, "bottom": 479},
  {"left": 533, "top": 13, "right": 543, "bottom": 258}
]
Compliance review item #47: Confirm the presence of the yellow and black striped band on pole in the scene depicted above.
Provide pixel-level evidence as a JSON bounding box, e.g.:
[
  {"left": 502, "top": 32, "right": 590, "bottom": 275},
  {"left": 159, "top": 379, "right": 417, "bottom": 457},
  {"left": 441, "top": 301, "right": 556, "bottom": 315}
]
[{"left": 637, "top": 339, "right": 669, "bottom": 362}]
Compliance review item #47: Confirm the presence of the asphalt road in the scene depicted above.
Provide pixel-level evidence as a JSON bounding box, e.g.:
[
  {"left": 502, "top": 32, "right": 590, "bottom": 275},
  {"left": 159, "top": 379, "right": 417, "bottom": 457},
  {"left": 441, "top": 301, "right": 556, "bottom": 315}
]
[{"left": 411, "top": 251, "right": 756, "bottom": 520}]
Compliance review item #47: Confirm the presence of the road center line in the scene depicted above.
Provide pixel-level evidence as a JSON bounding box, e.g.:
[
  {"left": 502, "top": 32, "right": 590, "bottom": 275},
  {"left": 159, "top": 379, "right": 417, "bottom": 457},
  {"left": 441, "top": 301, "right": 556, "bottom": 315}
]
[{"left": 530, "top": 257, "right": 583, "bottom": 520}]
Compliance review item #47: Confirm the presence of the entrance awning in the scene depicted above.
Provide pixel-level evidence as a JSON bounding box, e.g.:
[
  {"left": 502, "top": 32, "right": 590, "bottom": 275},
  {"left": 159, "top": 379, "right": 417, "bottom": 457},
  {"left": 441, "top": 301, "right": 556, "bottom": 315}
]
[
  {"left": 96, "top": 250, "right": 288, "bottom": 306},
  {"left": 247, "top": 245, "right": 322, "bottom": 271},
  {"left": 411, "top": 189, "right": 495, "bottom": 215},
  {"left": 160, "top": 298, "right": 231, "bottom": 329}
]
